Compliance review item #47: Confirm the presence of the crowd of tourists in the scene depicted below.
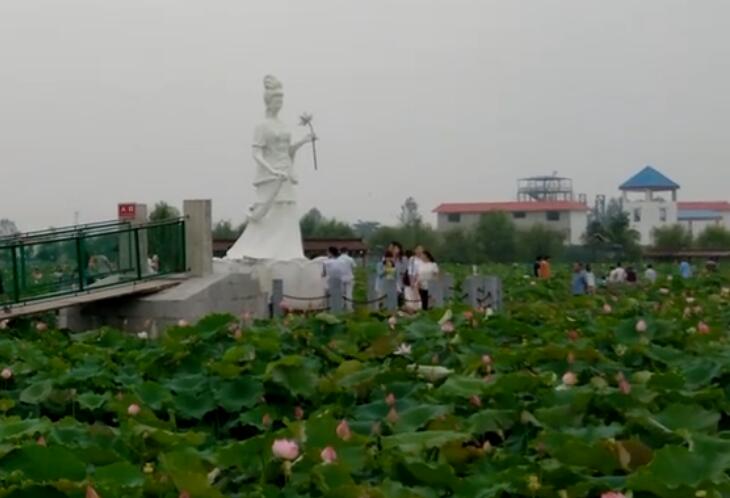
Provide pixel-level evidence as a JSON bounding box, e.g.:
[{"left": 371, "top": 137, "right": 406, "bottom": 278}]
[
  {"left": 375, "top": 242, "right": 439, "bottom": 311},
  {"left": 568, "top": 258, "right": 701, "bottom": 296}
]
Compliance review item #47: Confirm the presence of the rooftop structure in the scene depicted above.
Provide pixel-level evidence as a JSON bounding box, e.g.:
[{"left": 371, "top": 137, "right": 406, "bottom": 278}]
[
  {"left": 620, "top": 165, "right": 679, "bottom": 200},
  {"left": 517, "top": 175, "right": 576, "bottom": 202}
]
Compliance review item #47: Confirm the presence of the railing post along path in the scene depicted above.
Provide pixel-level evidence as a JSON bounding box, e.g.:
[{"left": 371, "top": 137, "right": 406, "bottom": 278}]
[
  {"left": 328, "top": 276, "right": 344, "bottom": 314},
  {"left": 384, "top": 278, "right": 398, "bottom": 312},
  {"left": 183, "top": 200, "right": 212, "bottom": 277},
  {"left": 463, "top": 276, "right": 480, "bottom": 308},
  {"left": 430, "top": 279, "right": 445, "bottom": 308},
  {"left": 442, "top": 273, "right": 454, "bottom": 301},
  {"left": 367, "top": 274, "right": 380, "bottom": 312},
  {"left": 271, "top": 279, "right": 284, "bottom": 318},
  {"left": 462, "top": 275, "right": 503, "bottom": 311}
]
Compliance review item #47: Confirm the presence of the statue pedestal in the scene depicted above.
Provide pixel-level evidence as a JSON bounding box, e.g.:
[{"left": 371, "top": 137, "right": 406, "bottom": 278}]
[{"left": 217, "top": 258, "right": 327, "bottom": 312}]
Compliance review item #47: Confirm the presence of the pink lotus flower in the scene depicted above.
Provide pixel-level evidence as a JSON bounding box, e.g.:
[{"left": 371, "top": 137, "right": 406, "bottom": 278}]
[
  {"left": 271, "top": 439, "right": 299, "bottom": 460},
  {"left": 617, "top": 373, "right": 631, "bottom": 395},
  {"left": 441, "top": 321, "right": 455, "bottom": 334},
  {"left": 562, "top": 372, "right": 578, "bottom": 386},
  {"left": 385, "top": 392, "right": 396, "bottom": 407},
  {"left": 36, "top": 436, "right": 46, "bottom": 446},
  {"left": 320, "top": 446, "right": 338, "bottom": 464},
  {"left": 1, "top": 368, "right": 12, "bottom": 380},
  {"left": 127, "top": 403, "right": 141, "bottom": 416},
  {"left": 482, "top": 354, "right": 493, "bottom": 367},
  {"left": 463, "top": 311, "right": 474, "bottom": 320},
  {"left": 336, "top": 419, "right": 352, "bottom": 441},
  {"left": 469, "top": 395, "right": 482, "bottom": 408},
  {"left": 388, "top": 316, "right": 397, "bottom": 329},
  {"left": 602, "top": 304, "right": 612, "bottom": 314},
  {"left": 698, "top": 321, "right": 711, "bottom": 335},
  {"left": 387, "top": 406, "right": 400, "bottom": 424},
  {"left": 567, "top": 330, "right": 580, "bottom": 342},
  {"left": 601, "top": 492, "right": 627, "bottom": 498},
  {"left": 635, "top": 319, "right": 647, "bottom": 333},
  {"left": 177, "top": 319, "right": 189, "bottom": 327},
  {"left": 35, "top": 322, "right": 48, "bottom": 332},
  {"left": 86, "top": 486, "right": 101, "bottom": 498},
  {"left": 294, "top": 406, "right": 304, "bottom": 420}
]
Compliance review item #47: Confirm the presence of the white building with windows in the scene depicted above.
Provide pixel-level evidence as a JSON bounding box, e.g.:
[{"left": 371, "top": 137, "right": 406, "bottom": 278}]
[
  {"left": 434, "top": 200, "right": 589, "bottom": 246},
  {"left": 434, "top": 175, "right": 590, "bottom": 245},
  {"left": 619, "top": 166, "right": 679, "bottom": 245},
  {"left": 620, "top": 166, "right": 730, "bottom": 245}
]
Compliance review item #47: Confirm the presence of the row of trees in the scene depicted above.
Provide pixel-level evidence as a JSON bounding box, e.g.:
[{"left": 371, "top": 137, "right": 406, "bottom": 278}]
[
  {"left": 207, "top": 197, "right": 568, "bottom": 263},
  {"left": 148, "top": 195, "right": 730, "bottom": 264},
  {"left": 652, "top": 224, "right": 730, "bottom": 252}
]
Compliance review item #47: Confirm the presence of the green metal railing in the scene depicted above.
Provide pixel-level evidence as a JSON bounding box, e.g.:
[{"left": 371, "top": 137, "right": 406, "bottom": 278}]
[{"left": 0, "top": 218, "right": 186, "bottom": 306}]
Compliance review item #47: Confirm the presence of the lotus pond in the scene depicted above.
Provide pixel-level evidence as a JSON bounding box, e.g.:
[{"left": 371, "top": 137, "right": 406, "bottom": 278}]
[{"left": 1, "top": 267, "right": 730, "bottom": 498}]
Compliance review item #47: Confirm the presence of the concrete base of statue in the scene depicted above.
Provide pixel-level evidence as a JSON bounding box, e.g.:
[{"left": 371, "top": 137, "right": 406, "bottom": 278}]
[{"left": 216, "top": 257, "right": 327, "bottom": 312}]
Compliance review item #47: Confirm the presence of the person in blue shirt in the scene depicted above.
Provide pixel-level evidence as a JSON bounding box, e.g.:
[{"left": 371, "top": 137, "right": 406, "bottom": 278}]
[
  {"left": 571, "top": 262, "right": 588, "bottom": 296},
  {"left": 679, "top": 259, "right": 693, "bottom": 279}
]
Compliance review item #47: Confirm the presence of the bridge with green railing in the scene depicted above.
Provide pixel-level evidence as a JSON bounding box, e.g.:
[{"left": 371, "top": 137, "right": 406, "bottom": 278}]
[{"left": 0, "top": 218, "right": 187, "bottom": 318}]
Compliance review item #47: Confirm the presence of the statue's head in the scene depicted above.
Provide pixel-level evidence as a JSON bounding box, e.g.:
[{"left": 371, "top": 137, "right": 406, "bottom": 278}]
[{"left": 263, "top": 75, "right": 284, "bottom": 114}]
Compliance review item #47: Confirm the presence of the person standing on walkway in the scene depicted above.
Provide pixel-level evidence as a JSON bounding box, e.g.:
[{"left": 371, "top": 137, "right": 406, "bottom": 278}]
[
  {"left": 538, "top": 256, "right": 552, "bottom": 279},
  {"left": 584, "top": 264, "right": 596, "bottom": 294},
  {"left": 645, "top": 264, "right": 658, "bottom": 284},
  {"left": 415, "top": 250, "right": 439, "bottom": 311},
  {"left": 679, "top": 258, "right": 693, "bottom": 279},
  {"left": 571, "top": 262, "right": 588, "bottom": 296},
  {"left": 338, "top": 247, "right": 356, "bottom": 310}
]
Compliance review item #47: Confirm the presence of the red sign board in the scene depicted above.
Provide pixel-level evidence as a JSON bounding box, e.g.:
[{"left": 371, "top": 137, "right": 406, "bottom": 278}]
[{"left": 118, "top": 203, "right": 137, "bottom": 220}]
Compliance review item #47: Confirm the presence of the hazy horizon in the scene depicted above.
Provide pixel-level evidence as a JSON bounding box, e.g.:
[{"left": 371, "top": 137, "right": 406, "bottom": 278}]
[{"left": 2, "top": 0, "right": 729, "bottom": 231}]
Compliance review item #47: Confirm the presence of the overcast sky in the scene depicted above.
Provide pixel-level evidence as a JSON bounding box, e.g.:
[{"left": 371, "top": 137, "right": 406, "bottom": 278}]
[{"left": 1, "top": 0, "right": 728, "bottom": 230}]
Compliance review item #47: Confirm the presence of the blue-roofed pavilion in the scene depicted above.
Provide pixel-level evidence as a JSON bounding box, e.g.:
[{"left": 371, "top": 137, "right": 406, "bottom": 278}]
[{"left": 620, "top": 165, "right": 679, "bottom": 201}]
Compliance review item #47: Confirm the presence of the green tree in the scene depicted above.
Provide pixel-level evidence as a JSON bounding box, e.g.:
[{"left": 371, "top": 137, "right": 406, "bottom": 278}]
[
  {"left": 148, "top": 202, "right": 183, "bottom": 273},
  {"left": 517, "top": 224, "right": 565, "bottom": 261},
  {"left": 399, "top": 197, "right": 423, "bottom": 227},
  {"left": 0, "top": 219, "right": 19, "bottom": 236},
  {"left": 436, "top": 228, "right": 477, "bottom": 264},
  {"left": 695, "top": 225, "right": 730, "bottom": 250},
  {"left": 300, "top": 208, "right": 355, "bottom": 238},
  {"left": 472, "top": 213, "right": 517, "bottom": 263},
  {"left": 652, "top": 224, "right": 693, "bottom": 251},
  {"left": 149, "top": 202, "right": 180, "bottom": 222},
  {"left": 353, "top": 220, "right": 381, "bottom": 240},
  {"left": 584, "top": 199, "right": 641, "bottom": 260},
  {"left": 300, "top": 208, "right": 324, "bottom": 238},
  {"left": 212, "top": 220, "right": 242, "bottom": 239}
]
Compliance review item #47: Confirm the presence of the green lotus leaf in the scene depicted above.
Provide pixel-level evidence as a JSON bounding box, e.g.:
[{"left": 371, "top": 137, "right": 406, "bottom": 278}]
[
  {"left": 214, "top": 377, "right": 263, "bottom": 412},
  {"left": 0, "top": 445, "right": 86, "bottom": 481},
  {"left": 77, "top": 391, "right": 110, "bottom": 411},
  {"left": 94, "top": 461, "right": 145, "bottom": 488},
  {"left": 19, "top": 380, "right": 53, "bottom": 405}
]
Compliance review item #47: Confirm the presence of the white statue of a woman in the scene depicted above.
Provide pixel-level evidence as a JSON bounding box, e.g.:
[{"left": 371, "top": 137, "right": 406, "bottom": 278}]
[{"left": 226, "top": 75, "right": 315, "bottom": 261}]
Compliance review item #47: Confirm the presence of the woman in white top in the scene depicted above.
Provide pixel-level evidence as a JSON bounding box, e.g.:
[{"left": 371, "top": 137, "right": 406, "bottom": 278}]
[{"left": 415, "top": 251, "right": 439, "bottom": 311}]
